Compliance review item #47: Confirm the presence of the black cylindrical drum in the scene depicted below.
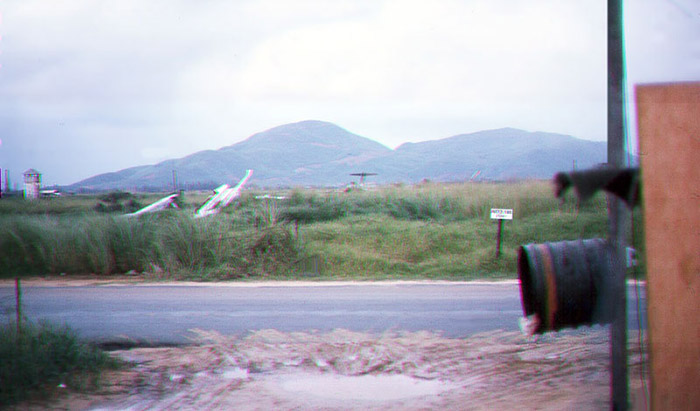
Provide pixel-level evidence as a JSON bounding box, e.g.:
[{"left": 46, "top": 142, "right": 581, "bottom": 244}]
[{"left": 517, "top": 238, "right": 612, "bottom": 333}]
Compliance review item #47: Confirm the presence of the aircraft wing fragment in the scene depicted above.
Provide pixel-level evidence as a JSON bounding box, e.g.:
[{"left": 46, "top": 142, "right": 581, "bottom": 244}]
[
  {"left": 194, "top": 169, "right": 253, "bottom": 218},
  {"left": 124, "top": 193, "right": 180, "bottom": 217}
]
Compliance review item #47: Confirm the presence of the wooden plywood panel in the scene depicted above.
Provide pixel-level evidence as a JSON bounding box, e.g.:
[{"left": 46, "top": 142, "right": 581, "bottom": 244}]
[{"left": 636, "top": 82, "right": 700, "bottom": 410}]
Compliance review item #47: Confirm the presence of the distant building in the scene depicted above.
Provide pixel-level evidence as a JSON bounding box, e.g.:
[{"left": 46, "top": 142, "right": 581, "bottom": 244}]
[{"left": 23, "top": 168, "right": 42, "bottom": 200}]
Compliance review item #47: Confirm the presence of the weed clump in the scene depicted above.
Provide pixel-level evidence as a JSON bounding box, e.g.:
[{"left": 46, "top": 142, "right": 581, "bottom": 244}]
[
  {"left": 0, "top": 321, "right": 119, "bottom": 407},
  {"left": 247, "top": 225, "right": 299, "bottom": 277},
  {"left": 94, "top": 191, "right": 142, "bottom": 213}
]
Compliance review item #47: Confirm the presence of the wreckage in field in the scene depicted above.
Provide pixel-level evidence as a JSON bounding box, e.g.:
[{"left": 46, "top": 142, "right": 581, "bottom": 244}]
[
  {"left": 124, "top": 169, "right": 253, "bottom": 218},
  {"left": 124, "top": 193, "right": 180, "bottom": 217},
  {"left": 194, "top": 169, "right": 253, "bottom": 218}
]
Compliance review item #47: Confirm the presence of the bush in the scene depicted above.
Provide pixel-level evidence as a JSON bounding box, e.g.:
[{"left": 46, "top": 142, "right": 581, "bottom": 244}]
[
  {"left": 94, "top": 191, "right": 142, "bottom": 213},
  {"left": 98, "top": 191, "right": 134, "bottom": 203},
  {"left": 0, "top": 320, "right": 119, "bottom": 406},
  {"left": 280, "top": 192, "right": 348, "bottom": 223},
  {"left": 247, "top": 225, "right": 299, "bottom": 277}
]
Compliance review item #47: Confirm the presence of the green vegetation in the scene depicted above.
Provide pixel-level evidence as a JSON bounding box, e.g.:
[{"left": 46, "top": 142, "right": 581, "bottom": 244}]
[
  {"left": 0, "top": 320, "right": 119, "bottom": 406},
  {"left": 0, "top": 181, "right": 644, "bottom": 280},
  {"left": 93, "top": 191, "right": 144, "bottom": 213}
]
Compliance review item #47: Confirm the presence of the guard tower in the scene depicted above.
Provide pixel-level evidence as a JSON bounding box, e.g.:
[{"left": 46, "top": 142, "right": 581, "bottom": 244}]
[{"left": 23, "top": 168, "right": 41, "bottom": 200}]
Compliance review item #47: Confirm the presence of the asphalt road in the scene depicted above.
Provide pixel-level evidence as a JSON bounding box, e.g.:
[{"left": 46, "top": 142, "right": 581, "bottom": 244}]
[{"left": 0, "top": 282, "right": 647, "bottom": 345}]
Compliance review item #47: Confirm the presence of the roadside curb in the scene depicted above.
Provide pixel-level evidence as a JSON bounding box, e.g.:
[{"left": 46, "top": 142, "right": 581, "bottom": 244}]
[
  {"left": 1, "top": 278, "right": 521, "bottom": 287},
  {"left": 0, "top": 278, "right": 645, "bottom": 288}
]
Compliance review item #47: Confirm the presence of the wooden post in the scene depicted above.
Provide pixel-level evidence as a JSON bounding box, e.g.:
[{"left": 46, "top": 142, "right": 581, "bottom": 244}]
[{"left": 636, "top": 82, "right": 700, "bottom": 410}]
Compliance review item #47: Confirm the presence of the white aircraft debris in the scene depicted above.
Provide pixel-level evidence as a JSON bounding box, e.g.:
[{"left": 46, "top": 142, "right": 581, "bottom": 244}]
[
  {"left": 124, "top": 193, "right": 180, "bottom": 217},
  {"left": 194, "top": 169, "right": 253, "bottom": 218}
]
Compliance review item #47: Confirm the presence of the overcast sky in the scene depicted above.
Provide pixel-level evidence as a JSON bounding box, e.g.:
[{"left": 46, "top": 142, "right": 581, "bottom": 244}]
[{"left": 1, "top": 0, "right": 698, "bottom": 186}]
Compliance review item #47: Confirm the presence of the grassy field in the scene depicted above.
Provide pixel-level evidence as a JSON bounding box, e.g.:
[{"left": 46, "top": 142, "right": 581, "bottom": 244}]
[{"left": 0, "top": 181, "right": 644, "bottom": 280}]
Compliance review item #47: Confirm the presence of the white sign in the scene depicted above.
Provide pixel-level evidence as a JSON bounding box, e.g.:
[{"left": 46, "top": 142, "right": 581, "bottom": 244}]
[{"left": 490, "top": 208, "right": 513, "bottom": 220}]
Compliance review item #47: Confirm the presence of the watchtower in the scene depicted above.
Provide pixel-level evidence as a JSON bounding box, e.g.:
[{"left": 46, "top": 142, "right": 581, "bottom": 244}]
[{"left": 23, "top": 168, "right": 41, "bottom": 200}]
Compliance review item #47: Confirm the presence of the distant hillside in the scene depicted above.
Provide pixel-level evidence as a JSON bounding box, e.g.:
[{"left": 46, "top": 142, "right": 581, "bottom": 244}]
[
  {"left": 71, "top": 121, "right": 392, "bottom": 190},
  {"left": 68, "top": 121, "right": 606, "bottom": 191},
  {"left": 377, "top": 128, "right": 606, "bottom": 181}
]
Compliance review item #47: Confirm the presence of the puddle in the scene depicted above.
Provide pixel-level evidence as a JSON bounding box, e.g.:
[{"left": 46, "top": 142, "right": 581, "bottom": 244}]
[
  {"left": 20, "top": 329, "right": 647, "bottom": 410},
  {"left": 279, "top": 374, "right": 453, "bottom": 401}
]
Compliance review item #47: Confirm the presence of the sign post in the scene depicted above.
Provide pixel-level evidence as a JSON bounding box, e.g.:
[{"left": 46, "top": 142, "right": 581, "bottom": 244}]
[{"left": 490, "top": 208, "right": 513, "bottom": 258}]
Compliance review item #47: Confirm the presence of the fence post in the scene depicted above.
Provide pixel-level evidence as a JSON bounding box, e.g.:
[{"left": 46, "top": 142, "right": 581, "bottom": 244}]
[
  {"left": 608, "top": 0, "right": 629, "bottom": 408},
  {"left": 15, "top": 277, "right": 22, "bottom": 335}
]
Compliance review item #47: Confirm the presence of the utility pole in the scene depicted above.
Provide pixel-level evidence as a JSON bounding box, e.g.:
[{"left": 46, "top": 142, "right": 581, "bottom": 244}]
[
  {"left": 172, "top": 170, "right": 178, "bottom": 192},
  {"left": 608, "top": 0, "right": 629, "bottom": 409}
]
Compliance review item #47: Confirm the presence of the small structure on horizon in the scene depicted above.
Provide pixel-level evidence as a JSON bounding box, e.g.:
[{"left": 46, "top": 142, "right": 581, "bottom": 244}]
[
  {"left": 23, "top": 168, "right": 42, "bottom": 200},
  {"left": 350, "top": 172, "right": 378, "bottom": 186},
  {"left": 4, "top": 169, "right": 9, "bottom": 194}
]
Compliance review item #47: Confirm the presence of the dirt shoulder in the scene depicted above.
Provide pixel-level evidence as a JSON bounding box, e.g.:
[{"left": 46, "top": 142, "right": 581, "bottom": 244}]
[{"left": 16, "top": 329, "right": 649, "bottom": 411}]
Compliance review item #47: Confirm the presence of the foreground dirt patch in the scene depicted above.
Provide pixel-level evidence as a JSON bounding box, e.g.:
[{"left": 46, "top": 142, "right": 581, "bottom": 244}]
[{"left": 18, "top": 329, "right": 648, "bottom": 410}]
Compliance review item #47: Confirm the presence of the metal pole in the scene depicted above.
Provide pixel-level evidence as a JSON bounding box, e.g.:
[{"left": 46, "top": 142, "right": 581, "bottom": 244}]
[
  {"left": 608, "top": 0, "right": 629, "bottom": 409},
  {"left": 15, "top": 278, "right": 22, "bottom": 335},
  {"left": 496, "top": 219, "right": 503, "bottom": 258}
]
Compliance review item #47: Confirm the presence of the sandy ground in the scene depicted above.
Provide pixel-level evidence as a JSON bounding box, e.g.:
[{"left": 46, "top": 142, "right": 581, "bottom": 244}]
[{"left": 14, "top": 328, "right": 649, "bottom": 411}]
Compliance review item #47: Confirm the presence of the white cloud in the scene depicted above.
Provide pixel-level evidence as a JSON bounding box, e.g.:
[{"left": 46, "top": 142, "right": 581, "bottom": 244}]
[
  {"left": 625, "top": 0, "right": 700, "bottom": 83},
  {"left": 0, "top": 0, "right": 697, "bottom": 185},
  {"left": 232, "top": 0, "right": 606, "bottom": 102},
  {"left": 223, "top": 0, "right": 606, "bottom": 144}
]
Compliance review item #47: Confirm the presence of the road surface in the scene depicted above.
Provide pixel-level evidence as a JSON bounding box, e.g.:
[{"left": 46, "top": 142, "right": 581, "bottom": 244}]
[{"left": 0, "top": 281, "right": 646, "bottom": 345}]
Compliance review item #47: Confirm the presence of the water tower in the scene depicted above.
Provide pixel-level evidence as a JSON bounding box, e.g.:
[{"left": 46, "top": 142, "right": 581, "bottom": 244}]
[{"left": 23, "top": 169, "right": 41, "bottom": 200}]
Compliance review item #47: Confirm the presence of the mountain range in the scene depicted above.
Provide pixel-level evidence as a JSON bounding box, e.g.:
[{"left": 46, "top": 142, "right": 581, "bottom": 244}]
[{"left": 68, "top": 120, "right": 606, "bottom": 191}]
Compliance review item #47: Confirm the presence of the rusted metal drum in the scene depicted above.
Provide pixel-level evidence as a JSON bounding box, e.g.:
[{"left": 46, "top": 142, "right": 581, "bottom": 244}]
[{"left": 517, "top": 238, "right": 612, "bottom": 333}]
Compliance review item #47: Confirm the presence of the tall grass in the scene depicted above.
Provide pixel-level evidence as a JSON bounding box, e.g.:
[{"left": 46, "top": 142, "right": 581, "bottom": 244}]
[
  {"left": 279, "top": 181, "right": 589, "bottom": 223},
  {"left": 0, "top": 181, "right": 640, "bottom": 280},
  {"left": 0, "top": 320, "right": 119, "bottom": 406},
  {"left": 0, "top": 210, "right": 300, "bottom": 280},
  {"left": 299, "top": 205, "right": 611, "bottom": 280}
]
